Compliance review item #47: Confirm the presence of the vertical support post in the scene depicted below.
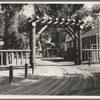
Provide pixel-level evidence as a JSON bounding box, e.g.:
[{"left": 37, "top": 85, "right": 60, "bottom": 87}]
[
  {"left": 9, "top": 66, "right": 13, "bottom": 84},
  {"left": 32, "top": 61, "right": 34, "bottom": 74},
  {"left": 78, "top": 30, "right": 82, "bottom": 65},
  {"left": 74, "top": 36, "right": 78, "bottom": 65},
  {"left": 95, "top": 13, "right": 100, "bottom": 60},
  {"left": 98, "top": 16, "right": 100, "bottom": 60},
  {"left": 25, "top": 63, "right": 28, "bottom": 78},
  {"left": 98, "top": 16, "right": 100, "bottom": 49},
  {"left": 30, "top": 22, "right": 36, "bottom": 74},
  {"left": 74, "top": 30, "right": 82, "bottom": 65}
]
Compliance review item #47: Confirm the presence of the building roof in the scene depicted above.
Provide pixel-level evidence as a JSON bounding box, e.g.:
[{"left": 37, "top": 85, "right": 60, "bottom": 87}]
[
  {"left": 45, "top": 43, "right": 56, "bottom": 49},
  {"left": 67, "top": 26, "right": 98, "bottom": 42},
  {"left": 82, "top": 26, "right": 98, "bottom": 38}
]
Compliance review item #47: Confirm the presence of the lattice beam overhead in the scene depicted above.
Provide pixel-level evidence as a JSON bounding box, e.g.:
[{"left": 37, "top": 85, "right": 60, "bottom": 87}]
[
  {"left": 28, "top": 16, "right": 84, "bottom": 39},
  {"left": 28, "top": 16, "right": 84, "bottom": 29}
]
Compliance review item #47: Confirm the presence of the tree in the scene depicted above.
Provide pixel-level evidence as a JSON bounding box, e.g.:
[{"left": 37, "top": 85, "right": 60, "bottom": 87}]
[
  {"left": 1, "top": 4, "right": 29, "bottom": 49},
  {"left": 0, "top": 4, "right": 91, "bottom": 50}
]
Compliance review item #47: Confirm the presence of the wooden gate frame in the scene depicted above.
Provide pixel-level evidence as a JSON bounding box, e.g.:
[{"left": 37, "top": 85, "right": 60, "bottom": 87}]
[{"left": 28, "top": 17, "right": 84, "bottom": 72}]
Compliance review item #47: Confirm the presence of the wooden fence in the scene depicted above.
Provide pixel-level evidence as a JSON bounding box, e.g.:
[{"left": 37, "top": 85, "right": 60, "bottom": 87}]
[
  {"left": 0, "top": 50, "right": 31, "bottom": 67},
  {"left": 82, "top": 49, "right": 100, "bottom": 62}
]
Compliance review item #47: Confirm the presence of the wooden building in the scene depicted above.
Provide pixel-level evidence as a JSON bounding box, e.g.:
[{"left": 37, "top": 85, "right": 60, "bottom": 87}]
[
  {"left": 42, "top": 43, "right": 60, "bottom": 58},
  {"left": 65, "top": 25, "right": 100, "bottom": 61}
]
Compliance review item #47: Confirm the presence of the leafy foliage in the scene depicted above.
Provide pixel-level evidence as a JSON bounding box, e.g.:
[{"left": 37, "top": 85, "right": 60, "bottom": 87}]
[
  {"left": 1, "top": 4, "right": 29, "bottom": 49},
  {"left": 0, "top": 4, "right": 95, "bottom": 51}
]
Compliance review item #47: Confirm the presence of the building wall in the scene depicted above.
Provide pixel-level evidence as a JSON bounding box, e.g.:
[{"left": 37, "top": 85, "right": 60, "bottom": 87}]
[
  {"left": 82, "top": 35, "right": 96, "bottom": 49},
  {"left": 65, "top": 35, "right": 97, "bottom": 61},
  {"left": 43, "top": 49, "right": 59, "bottom": 58}
]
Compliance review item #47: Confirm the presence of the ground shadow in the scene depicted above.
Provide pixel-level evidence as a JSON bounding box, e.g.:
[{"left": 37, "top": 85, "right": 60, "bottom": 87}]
[{"left": 0, "top": 72, "right": 100, "bottom": 95}]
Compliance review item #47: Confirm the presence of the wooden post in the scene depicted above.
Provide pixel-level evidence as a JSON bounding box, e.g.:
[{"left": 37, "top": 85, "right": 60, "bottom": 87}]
[
  {"left": 9, "top": 66, "right": 13, "bottom": 84},
  {"left": 74, "top": 29, "right": 82, "bottom": 65},
  {"left": 25, "top": 63, "right": 28, "bottom": 78},
  {"left": 74, "top": 38, "right": 78, "bottom": 65},
  {"left": 98, "top": 16, "right": 100, "bottom": 59},
  {"left": 32, "top": 61, "right": 34, "bottom": 74},
  {"left": 95, "top": 13, "right": 100, "bottom": 59},
  {"left": 98, "top": 16, "right": 100, "bottom": 49},
  {"left": 78, "top": 30, "right": 82, "bottom": 65},
  {"left": 30, "top": 22, "right": 36, "bottom": 74},
  {"left": 74, "top": 30, "right": 79, "bottom": 65}
]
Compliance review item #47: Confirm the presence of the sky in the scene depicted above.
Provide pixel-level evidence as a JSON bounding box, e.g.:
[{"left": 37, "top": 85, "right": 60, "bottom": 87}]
[
  {"left": 84, "top": 4, "right": 94, "bottom": 9},
  {"left": 21, "top": 4, "right": 35, "bottom": 18}
]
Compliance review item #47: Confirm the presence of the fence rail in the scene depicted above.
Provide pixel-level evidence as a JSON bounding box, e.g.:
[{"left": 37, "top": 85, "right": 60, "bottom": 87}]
[
  {"left": 82, "top": 49, "right": 100, "bottom": 62},
  {"left": 0, "top": 50, "right": 31, "bottom": 67}
]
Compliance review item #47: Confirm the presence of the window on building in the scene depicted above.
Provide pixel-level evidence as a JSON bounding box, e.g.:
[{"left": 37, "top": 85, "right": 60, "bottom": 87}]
[{"left": 91, "top": 36, "right": 96, "bottom": 44}]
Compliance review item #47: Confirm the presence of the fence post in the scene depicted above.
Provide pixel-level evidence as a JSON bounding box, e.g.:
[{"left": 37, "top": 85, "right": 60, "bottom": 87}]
[
  {"left": 9, "top": 66, "right": 13, "bottom": 84},
  {"left": 25, "top": 63, "right": 28, "bottom": 78}
]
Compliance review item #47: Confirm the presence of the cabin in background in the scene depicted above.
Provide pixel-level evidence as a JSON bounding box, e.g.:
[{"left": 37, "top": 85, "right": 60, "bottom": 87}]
[
  {"left": 65, "top": 25, "right": 100, "bottom": 62},
  {"left": 42, "top": 43, "right": 60, "bottom": 58}
]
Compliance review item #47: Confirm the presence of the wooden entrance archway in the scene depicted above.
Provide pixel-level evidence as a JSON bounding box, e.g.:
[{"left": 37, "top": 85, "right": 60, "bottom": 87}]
[{"left": 28, "top": 17, "right": 84, "bottom": 72}]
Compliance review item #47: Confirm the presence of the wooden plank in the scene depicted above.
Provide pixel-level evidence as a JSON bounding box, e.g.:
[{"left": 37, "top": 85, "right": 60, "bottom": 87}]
[
  {"left": 78, "top": 30, "right": 82, "bottom": 64},
  {"left": 1, "top": 53, "right": 3, "bottom": 65},
  {"left": 11, "top": 52, "right": 13, "bottom": 64},
  {"left": 84, "top": 51, "right": 86, "bottom": 61},
  {"left": 96, "top": 51, "right": 98, "bottom": 61},
  {"left": 16, "top": 52, "right": 18, "bottom": 65},
  {"left": 6, "top": 52, "right": 8, "bottom": 65},
  {"left": 82, "top": 49, "right": 100, "bottom": 51},
  {"left": 25, "top": 52, "right": 27, "bottom": 63},
  {"left": 0, "top": 50, "right": 31, "bottom": 52},
  {"left": 64, "top": 28, "right": 75, "bottom": 39},
  {"left": 37, "top": 25, "right": 48, "bottom": 35},
  {"left": 21, "top": 52, "right": 23, "bottom": 65},
  {"left": 68, "top": 26, "right": 78, "bottom": 39}
]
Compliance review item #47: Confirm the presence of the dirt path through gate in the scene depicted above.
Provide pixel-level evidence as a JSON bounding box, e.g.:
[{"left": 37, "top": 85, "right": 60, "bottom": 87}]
[{"left": 0, "top": 57, "right": 100, "bottom": 95}]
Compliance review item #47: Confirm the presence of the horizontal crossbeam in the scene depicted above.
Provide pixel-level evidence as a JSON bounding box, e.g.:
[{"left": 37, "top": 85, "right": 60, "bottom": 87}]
[{"left": 28, "top": 17, "right": 84, "bottom": 28}]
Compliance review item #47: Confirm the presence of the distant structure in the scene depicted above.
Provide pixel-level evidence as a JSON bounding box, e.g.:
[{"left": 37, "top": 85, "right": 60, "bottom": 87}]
[
  {"left": 42, "top": 43, "right": 60, "bottom": 58},
  {"left": 65, "top": 24, "right": 100, "bottom": 61}
]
